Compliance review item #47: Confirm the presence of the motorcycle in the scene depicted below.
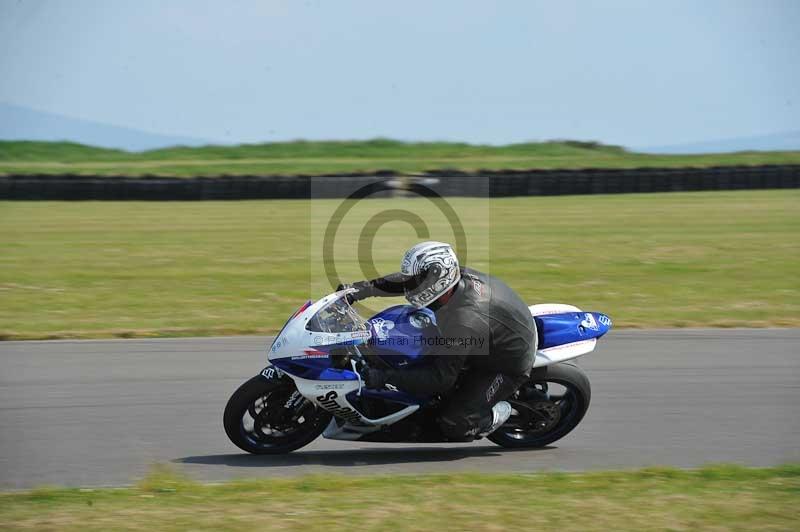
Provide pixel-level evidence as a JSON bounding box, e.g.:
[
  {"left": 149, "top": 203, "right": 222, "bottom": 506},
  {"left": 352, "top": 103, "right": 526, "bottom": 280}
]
[{"left": 224, "top": 289, "right": 612, "bottom": 454}]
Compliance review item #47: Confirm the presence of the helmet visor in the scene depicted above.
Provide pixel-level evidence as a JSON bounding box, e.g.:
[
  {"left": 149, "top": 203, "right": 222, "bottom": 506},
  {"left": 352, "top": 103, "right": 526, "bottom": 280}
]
[{"left": 403, "top": 265, "right": 458, "bottom": 308}]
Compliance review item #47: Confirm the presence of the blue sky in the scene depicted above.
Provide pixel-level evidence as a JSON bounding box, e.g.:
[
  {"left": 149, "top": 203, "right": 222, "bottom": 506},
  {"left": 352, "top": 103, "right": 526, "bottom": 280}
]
[{"left": 1, "top": 0, "right": 799, "bottom": 148}]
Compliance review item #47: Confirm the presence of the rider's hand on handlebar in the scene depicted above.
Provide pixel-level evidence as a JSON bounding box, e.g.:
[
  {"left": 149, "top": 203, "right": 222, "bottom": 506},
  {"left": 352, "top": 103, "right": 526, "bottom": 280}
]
[{"left": 336, "top": 282, "right": 369, "bottom": 304}]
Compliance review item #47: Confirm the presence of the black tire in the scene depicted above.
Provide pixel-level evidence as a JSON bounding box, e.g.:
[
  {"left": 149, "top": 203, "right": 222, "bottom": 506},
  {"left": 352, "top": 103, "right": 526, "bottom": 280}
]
[
  {"left": 488, "top": 361, "right": 591, "bottom": 448},
  {"left": 223, "top": 375, "right": 331, "bottom": 454}
]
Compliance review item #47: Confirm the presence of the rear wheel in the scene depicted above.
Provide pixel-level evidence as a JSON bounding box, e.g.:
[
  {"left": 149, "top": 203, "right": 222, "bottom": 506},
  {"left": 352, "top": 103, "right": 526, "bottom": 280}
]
[
  {"left": 488, "top": 362, "right": 591, "bottom": 448},
  {"left": 223, "top": 375, "right": 331, "bottom": 454}
]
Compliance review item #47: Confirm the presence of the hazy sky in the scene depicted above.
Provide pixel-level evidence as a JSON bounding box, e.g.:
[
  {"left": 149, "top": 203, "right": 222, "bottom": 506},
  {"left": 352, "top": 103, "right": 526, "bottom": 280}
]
[{"left": 1, "top": 0, "right": 799, "bottom": 147}]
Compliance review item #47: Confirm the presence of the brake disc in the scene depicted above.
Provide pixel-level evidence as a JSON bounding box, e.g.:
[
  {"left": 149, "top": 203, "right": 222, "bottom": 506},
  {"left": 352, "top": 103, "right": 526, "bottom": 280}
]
[
  {"left": 508, "top": 400, "right": 561, "bottom": 435},
  {"left": 526, "top": 401, "right": 561, "bottom": 434}
]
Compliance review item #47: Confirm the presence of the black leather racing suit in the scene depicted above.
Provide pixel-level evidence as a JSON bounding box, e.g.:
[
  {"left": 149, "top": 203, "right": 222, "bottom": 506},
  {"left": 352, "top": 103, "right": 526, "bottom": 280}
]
[{"left": 355, "top": 267, "right": 537, "bottom": 440}]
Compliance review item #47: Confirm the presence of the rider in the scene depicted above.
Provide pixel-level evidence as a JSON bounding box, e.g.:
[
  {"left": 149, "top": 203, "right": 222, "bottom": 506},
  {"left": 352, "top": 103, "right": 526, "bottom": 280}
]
[{"left": 339, "top": 241, "right": 537, "bottom": 441}]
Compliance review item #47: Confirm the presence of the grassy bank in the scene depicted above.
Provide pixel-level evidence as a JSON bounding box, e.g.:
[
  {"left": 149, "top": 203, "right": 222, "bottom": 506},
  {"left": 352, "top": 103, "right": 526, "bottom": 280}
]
[
  {"left": 2, "top": 140, "right": 799, "bottom": 176},
  {"left": 0, "top": 465, "right": 797, "bottom": 531},
  {"left": 1, "top": 190, "right": 798, "bottom": 339}
]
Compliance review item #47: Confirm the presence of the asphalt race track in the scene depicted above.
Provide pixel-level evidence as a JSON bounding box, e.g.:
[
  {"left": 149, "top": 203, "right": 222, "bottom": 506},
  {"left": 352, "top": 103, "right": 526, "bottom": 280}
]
[{"left": 1, "top": 330, "right": 798, "bottom": 489}]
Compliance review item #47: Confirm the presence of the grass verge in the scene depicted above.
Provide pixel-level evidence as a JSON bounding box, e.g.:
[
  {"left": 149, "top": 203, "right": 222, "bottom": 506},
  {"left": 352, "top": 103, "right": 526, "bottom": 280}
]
[
  {"left": 1, "top": 190, "right": 798, "bottom": 339},
  {"left": 2, "top": 139, "right": 800, "bottom": 176},
  {"left": 0, "top": 464, "right": 798, "bottom": 531}
]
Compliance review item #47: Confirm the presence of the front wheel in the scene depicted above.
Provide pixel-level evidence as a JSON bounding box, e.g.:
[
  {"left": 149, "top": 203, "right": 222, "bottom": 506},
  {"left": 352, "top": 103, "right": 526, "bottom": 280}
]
[
  {"left": 488, "top": 361, "right": 591, "bottom": 448},
  {"left": 224, "top": 374, "right": 331, "bottom": 454}
]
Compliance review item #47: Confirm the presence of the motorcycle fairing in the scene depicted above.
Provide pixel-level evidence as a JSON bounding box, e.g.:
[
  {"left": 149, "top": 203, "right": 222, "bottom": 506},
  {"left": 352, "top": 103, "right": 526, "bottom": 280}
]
[
  {"left": 529, "top": 304, "right": 613, "bottom": 368},
  {"left": 268, "top": 291, "right": 371, "bottom": 380},
  {"left": 535, "top": 311, "right": 612, "bottom": 348},
  {"left": 290, "top": 374, "right": 421, "bottom": 431},
  {"left": 270, "top": 299, "right": 439, "bottom": 379}
]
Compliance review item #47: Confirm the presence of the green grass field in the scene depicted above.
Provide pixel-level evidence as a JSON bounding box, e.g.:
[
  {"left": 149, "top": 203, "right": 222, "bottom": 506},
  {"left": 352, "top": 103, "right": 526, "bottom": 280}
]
[
  {"left": 0, "top": 465, "right": 797, "bottom": 531},
  {"left": 1, "top": 190, "right": 797, "bottom": 339},
  {"left": 2, "top": 139, "right": 799, "bottom": 176}
]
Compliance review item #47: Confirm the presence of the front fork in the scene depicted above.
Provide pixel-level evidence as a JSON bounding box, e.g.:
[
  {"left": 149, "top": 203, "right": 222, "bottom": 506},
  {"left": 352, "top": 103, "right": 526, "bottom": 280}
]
[{"left": 259, "top": 366, "right": 314, "bottom": 425}]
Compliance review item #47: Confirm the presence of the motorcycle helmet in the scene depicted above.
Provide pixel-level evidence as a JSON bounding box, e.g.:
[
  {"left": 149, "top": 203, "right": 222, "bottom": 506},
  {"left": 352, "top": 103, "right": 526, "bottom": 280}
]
[{"left": 399, "top": 241, "right": 461, "bottom": 308}]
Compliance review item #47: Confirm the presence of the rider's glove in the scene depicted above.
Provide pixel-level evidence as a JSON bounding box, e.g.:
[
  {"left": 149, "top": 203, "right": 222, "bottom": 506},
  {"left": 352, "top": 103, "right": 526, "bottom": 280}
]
[
  {"left": 362, "top": 367, "right": 388, "bottom": 389},
  {"left": 336, "top": 281, "right": 372, "bottom": 304}
]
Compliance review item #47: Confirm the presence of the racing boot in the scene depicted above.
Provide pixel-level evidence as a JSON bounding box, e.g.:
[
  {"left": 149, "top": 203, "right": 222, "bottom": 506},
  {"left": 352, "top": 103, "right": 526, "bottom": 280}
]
[{"left": 477, "top": 400, "right": 512, "bottom": 438}]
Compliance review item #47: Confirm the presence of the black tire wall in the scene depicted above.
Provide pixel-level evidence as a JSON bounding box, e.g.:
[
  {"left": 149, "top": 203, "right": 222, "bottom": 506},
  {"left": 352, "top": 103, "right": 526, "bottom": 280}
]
[{"left": 1, "top": 165, "right": 798, "bottom": 200}]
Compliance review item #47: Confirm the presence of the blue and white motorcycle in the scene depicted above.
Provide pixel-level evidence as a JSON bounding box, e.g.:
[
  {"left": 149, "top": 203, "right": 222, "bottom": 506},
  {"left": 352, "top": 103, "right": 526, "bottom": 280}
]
[{"left": 224, "top": 289, "right": 612, "bottom": 454}]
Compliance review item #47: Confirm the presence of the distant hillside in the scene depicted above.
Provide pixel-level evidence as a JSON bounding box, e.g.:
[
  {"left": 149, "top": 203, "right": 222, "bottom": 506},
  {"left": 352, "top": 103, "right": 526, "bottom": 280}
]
[
  {"left": 1, "top": 139, "right": 798, "bottom": 177},
  {"left": 640, "top": 131, "right": 800, "bottom": 154},
  {"left": 0, "top": 139, "right": 627, "bottom": 162},
  {"left": 0, "top": 103, "right": 210, "bottom": 152}
]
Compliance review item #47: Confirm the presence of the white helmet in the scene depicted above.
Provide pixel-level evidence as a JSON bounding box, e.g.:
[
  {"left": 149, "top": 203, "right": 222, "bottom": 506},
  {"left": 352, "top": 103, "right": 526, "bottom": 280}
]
[{"left": 400, "top": 241, "right": 461, "bottom": 308}]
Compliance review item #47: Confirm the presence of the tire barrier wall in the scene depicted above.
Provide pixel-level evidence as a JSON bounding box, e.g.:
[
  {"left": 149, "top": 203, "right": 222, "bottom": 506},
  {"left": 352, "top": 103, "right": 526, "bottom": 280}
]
[{"left": 1, "top": 165, "right": 798, "bottom": 200}]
